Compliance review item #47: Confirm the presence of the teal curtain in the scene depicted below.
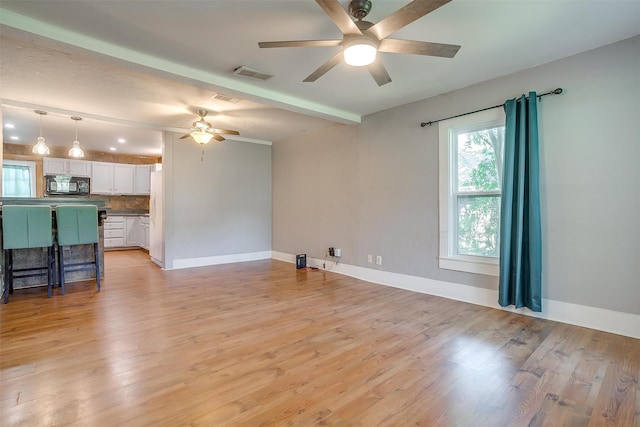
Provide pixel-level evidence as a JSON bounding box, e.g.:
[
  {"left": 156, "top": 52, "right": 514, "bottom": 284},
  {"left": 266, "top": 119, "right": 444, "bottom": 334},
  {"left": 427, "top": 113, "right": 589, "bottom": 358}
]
[{"left": 498, "top": 92, "right": 542, "bottom": 312}]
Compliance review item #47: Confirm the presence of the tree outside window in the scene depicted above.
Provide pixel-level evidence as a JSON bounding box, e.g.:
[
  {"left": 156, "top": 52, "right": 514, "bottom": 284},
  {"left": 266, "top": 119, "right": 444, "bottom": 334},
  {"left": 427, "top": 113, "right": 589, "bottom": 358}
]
[{"left": 454, "top": 126, "right": 504, "bottom": 257}]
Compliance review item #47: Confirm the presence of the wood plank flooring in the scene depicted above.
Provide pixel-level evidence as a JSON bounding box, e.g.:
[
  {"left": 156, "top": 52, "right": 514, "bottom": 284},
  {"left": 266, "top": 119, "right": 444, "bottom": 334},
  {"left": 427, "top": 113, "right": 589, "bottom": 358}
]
[{"left": 1, "top": 250, "right": 638, "bottom": 426}]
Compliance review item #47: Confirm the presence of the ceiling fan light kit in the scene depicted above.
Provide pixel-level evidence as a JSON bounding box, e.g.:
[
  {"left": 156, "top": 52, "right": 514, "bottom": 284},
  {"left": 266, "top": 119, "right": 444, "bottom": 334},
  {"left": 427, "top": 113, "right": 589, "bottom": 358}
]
[
  {"left": 190, "top": 130, "right": 215, "bottom": 145},
  {"left": 343, "top": 37, "right": 378, "bottom": 66},
  {"left": 32, "top": 110, "right": 51, "bottom": 155},
  {"left": 258, "top": 0, "right": 461, "bottom": 86}
]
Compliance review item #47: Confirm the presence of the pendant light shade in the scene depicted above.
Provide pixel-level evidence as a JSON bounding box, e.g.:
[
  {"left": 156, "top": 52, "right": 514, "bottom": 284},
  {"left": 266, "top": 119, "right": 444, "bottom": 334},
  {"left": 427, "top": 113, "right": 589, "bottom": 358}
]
[
  {"left": 32, "top": 110, "right": 51, "bottom": 155},
  {"left": 68, "top": 140, "right": 84, "bottom": 158},
  {"left": 68, "top": 116, "right": 85, "bottom": 158}
]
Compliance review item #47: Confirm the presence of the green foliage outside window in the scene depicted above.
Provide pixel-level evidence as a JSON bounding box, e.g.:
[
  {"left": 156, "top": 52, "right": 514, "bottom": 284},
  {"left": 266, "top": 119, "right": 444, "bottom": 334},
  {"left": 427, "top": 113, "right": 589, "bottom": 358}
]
[{"left": 456, "top": 127, "right": 504, "bottom": 257}]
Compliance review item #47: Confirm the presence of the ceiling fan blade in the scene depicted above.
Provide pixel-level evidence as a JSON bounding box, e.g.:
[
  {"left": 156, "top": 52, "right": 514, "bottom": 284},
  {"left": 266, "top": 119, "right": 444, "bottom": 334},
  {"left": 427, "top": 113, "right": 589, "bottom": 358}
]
[
  {"left": 367, "top": 60, "right": 392, "bottom": 86},
  {"left": 315, "top": 0, "right": 362, "bottom": 36},
  {"left": 212, "top": 134, "right": 225, "bottom": 142},
  {"left": 378, "top": 39, "right": 460, "bottom": 58},
  {"left": 211, "top": 128, "right": 240, "bottom": 135},
  {"left": 369, "top": 0, "right": 452, "bottom": 41},
  {"left": 179, "top": 134, "right": 191, "bottom": 139},
  {"left": 303, "top": 51, "right": 344, "bottom": 82},
  {"left": 259, "top": 40, "right": 342, "bottom": 48}
]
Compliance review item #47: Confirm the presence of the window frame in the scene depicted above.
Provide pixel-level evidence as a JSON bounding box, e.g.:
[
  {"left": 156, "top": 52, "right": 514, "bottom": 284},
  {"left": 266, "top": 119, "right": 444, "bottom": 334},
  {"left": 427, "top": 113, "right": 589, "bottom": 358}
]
[
  {"left": 2, "top": 159, "right": 37, "bottom": 198},
  {"left": 438, "top": 109, "right": 505, "bottom": 276}
]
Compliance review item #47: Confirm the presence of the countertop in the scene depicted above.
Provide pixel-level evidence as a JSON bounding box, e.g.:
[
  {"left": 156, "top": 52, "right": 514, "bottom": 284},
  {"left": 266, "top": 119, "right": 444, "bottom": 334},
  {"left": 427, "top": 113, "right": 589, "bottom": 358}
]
[
  {"left": 0, "top": 197, "right": 107, "bottom": 207},
  {"left": 107, "top": 210, "right": 149, "bottom": 216}
]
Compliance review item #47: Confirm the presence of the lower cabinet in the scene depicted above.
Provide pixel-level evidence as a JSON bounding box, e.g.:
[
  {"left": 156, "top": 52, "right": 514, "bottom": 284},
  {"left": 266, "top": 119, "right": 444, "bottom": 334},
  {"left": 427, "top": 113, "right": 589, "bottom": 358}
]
[
  {"left": 104, "top": 216, "right": 125, "bottom": 248},
  {"left": 125, "top": 216, "right": 141, "bottom": 247},
  {"left": 139, "top": 216, "right": 150, "bottom": 250},
  {"left": 105, "top": 215, "right": 150, "bottom": 249}
]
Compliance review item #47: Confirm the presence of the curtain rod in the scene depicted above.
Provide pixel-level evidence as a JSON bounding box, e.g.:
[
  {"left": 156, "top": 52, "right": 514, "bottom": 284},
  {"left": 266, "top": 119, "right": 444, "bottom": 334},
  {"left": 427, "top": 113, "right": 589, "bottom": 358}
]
[{"left": 420, "top": 88, "right": 563, "bottom": 127}]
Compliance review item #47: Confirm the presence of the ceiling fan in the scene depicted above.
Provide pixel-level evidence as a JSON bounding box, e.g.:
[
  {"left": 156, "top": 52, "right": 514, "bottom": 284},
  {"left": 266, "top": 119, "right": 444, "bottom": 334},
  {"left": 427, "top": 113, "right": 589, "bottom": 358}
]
[
  {"left": 179, "top": 110, "right": 240, "bottom": 144},
  {"left": 258, "top": 0, "right": 461, "bottom": 86}
]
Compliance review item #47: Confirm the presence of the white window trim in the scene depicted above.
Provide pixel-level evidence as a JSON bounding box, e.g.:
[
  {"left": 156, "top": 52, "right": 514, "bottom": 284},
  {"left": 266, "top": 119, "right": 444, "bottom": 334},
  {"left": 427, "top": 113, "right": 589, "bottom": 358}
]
[
  {"left": 438, "top": 108, "right": 505, "bottom": 276},
  {"left": 3, "top": 159, "right": 37, "bottom": 197}
]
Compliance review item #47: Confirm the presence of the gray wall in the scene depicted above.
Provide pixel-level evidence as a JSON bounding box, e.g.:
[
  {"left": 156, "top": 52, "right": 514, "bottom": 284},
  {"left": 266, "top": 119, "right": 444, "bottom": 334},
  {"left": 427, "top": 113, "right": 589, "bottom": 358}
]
[
  {"left": 273, "top": 35, "right": 640, "bottom": 315},
  {"left": 164, "top": 132, "right": 271, "bottom": 268}
]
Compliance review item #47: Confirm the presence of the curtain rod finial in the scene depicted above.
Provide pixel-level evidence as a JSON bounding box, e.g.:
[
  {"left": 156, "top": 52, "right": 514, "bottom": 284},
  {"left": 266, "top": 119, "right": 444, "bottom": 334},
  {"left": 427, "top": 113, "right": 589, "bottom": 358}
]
[{"left": 553, "top": 88, "right": 563, "bottom": 94}]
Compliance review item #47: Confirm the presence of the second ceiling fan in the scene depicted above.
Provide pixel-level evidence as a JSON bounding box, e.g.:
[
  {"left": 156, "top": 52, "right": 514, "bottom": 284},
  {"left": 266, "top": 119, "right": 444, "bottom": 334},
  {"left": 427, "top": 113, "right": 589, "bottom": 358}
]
[
  {"left": 258, "top": 0, "right": 461, "bottom": 86},
  {"left": 179, "top": 110, "right": 239, "bottom": 144}
]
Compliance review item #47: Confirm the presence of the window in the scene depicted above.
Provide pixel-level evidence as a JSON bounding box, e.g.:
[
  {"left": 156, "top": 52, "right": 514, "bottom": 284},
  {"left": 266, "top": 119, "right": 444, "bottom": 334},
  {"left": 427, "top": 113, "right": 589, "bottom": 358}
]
[
  {"left": 438, "top": 109, "right": 505, "bottom": 276},
  {"left": 3, "top": 160, "right": 36, "bottom": 197}
]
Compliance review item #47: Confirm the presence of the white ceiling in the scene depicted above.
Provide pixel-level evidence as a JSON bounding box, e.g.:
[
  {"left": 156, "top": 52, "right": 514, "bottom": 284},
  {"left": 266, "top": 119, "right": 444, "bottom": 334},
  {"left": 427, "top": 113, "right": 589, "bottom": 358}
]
[{"left": 1, "top": 0, "right": 639, "bottom": 157}]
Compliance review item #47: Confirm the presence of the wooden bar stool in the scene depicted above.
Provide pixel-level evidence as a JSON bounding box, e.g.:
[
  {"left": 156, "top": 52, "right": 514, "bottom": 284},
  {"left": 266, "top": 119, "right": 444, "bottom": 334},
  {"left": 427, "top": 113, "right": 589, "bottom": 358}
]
[
  {"left": 2, "top": 205, "right": 56, "bottom": 303},
  {"left": 55, "top": 205, "right": 100, "bottom": 294}
]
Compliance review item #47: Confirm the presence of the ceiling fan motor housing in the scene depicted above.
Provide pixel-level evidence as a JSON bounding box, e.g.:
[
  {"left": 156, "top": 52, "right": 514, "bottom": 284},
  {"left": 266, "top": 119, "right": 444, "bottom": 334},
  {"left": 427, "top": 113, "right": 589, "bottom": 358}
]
[{"left": 348, "top": 0, "right": 372, "bottom": 20}]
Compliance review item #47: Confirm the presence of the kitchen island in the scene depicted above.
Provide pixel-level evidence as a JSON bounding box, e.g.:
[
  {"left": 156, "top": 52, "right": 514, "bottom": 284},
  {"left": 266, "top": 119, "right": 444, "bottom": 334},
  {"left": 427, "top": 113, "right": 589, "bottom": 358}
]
[{"left": 0, "top": 197, "right": 107, "bottom": 296}]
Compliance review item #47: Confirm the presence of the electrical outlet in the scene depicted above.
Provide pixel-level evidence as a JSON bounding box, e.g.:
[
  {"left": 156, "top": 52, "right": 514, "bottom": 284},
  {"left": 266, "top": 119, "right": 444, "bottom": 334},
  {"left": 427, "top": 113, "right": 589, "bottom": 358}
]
[
  {"left": 376, "top": 255, "right": 382, "bottom": 265},
  {"left": 367, "top": 254, "right": 373, "bottom": 263},
  {"left": 328, "top": 247, "right": 335, "bottom": 256}
]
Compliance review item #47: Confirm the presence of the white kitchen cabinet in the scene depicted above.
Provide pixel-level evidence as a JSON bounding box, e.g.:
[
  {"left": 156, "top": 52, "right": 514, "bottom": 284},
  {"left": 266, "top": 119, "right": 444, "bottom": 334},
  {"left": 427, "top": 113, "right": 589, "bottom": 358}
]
[
  {"left": 90, "top": 162, "right": 113, "bottom": 194},
  {"left": 139, "top": 216, "right": 150, "bottom": 250},
  {"left": 125, "top": 216, "right": 142, "bottom": 247},
  {"left": 103, "top": 216, "right": 125, "bottom": 248},
  {"left": 114, "top": 164, "right": 135, "bottom": 194},
  {"left": 43, "top": 157, "right": 91, "bottom": 177},
  {"left": 134, "top": 164, "right": 153, "bottom": 195},
  {"left": 91, "top": 162, "right": 135, "bottom": 195}
]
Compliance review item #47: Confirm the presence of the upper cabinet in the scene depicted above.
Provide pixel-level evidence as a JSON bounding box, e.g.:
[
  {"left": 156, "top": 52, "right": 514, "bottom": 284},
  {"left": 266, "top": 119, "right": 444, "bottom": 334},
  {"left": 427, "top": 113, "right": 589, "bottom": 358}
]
[
  {"left": 134, "top": 164, "right": 153, "bottom": 195},
  {"left": 43, "top": 156, "right": 155, "bottom": 196},
  {"left": 114, "top": 164, "right": 135, "bottom": 194},
  {"left": 43, "top": 157, "right": 91, "bottom": 177},
  {"left": 90, "top": 162, "right": 113, "bottom": 194},
  {"left": 91, "top": 162, "right": 135, "bottom": 195}
]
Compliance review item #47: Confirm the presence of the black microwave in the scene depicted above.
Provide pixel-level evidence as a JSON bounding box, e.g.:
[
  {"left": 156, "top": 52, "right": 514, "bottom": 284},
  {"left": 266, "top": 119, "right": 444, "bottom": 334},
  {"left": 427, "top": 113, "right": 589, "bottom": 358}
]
[{"left": 44, "top": 175, "right": 90, "bottom": 196}]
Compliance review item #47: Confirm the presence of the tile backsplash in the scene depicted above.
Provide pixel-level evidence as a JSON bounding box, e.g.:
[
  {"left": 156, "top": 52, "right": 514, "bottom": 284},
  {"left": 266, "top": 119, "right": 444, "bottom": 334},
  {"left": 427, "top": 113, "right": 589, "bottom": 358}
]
[{"left": 92, "top": 195, "right": 150, "bottom": 212}]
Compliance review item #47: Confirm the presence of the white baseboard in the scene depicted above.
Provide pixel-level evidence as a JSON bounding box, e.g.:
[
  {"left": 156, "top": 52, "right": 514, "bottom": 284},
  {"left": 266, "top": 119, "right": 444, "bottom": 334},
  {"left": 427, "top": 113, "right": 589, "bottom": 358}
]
[
  {"left": 173, "top": 250, "right": 272, "bottom": 270},
  {"left": 271, "top": 251, "right": 640, "bottom": 339}
]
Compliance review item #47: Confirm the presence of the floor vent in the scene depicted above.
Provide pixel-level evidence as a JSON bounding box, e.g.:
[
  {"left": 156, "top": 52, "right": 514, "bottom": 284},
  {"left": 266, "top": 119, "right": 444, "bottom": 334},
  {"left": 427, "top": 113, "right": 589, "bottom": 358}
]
[{"left": 233, "top": 66, "right": 273, "bottom": 81}]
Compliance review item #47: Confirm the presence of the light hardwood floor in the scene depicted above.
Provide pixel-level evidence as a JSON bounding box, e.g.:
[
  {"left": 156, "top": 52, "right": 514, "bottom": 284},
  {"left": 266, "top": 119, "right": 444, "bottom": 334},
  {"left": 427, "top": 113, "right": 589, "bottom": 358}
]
[{"left": 1, "top": 250, "right": 638, "bottom": 426}]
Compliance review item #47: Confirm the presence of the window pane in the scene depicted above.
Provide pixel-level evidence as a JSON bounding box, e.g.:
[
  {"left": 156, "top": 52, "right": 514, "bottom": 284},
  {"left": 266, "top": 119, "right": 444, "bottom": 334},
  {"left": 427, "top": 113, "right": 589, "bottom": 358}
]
[
  {"left": 3, "top": 164, "right": 33, "bottom": 197},
  {"left": 457, "top": 195, "right": 500, "bottom": 257},
  {"left": 457, "top": 127, "right": 504, "bottom": 192}
]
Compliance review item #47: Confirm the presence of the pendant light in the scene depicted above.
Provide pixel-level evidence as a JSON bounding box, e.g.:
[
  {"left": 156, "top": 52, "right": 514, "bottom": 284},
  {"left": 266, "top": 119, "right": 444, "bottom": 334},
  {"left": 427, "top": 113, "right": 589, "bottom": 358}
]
[
  {"left": 68, "top": 116, "right": 85, "bottom": 158},
  {"left": 32, "top": 110, "right": 51, "bottom": 155}
]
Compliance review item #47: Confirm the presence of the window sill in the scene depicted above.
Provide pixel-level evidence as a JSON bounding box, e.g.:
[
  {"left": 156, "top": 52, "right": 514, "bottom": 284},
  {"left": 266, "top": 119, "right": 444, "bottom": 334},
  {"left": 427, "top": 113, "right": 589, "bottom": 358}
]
[{"left": 439, "top": 256, "right": 499, "bottom": 276}]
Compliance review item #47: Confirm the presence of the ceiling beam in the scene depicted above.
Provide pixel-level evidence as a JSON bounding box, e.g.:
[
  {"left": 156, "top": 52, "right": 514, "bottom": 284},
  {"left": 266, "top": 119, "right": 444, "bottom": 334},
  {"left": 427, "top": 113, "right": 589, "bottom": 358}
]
[{"left": 0, "top": 8, "right": 362, "bottom": 126}]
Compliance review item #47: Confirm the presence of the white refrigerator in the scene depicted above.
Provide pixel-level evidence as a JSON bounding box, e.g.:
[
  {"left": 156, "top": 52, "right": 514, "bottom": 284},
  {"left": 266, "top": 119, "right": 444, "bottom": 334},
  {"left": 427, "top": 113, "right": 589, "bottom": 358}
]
[{"left": 149, "top": 170, "right": 164, "bottom": 267}]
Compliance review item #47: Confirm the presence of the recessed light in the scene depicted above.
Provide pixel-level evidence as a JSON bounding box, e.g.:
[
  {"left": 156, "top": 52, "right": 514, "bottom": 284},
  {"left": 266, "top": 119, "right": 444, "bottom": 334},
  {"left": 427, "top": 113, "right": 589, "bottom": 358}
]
[
  {"left": 4, "top": 123, "right": 15, "bottom": 129},
  {"left": 118, "top": 138, "right": 126, "bottom": 143},
  {"left": 110, "top": 147, "right": 116, "bottom": 151},
  {"left": 10, "top": 136, "right": 19, "bottom": 140}
]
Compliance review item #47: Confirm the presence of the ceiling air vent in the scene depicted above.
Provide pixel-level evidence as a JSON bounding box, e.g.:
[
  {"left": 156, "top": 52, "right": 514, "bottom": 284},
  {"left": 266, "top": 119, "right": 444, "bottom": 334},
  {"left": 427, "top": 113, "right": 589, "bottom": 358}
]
[
  {"left": 233, "top": 66, "right": 273, "bottom": 81},
  {"left": 211, "top": 93, "right": 241, "bottom": 103}
]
